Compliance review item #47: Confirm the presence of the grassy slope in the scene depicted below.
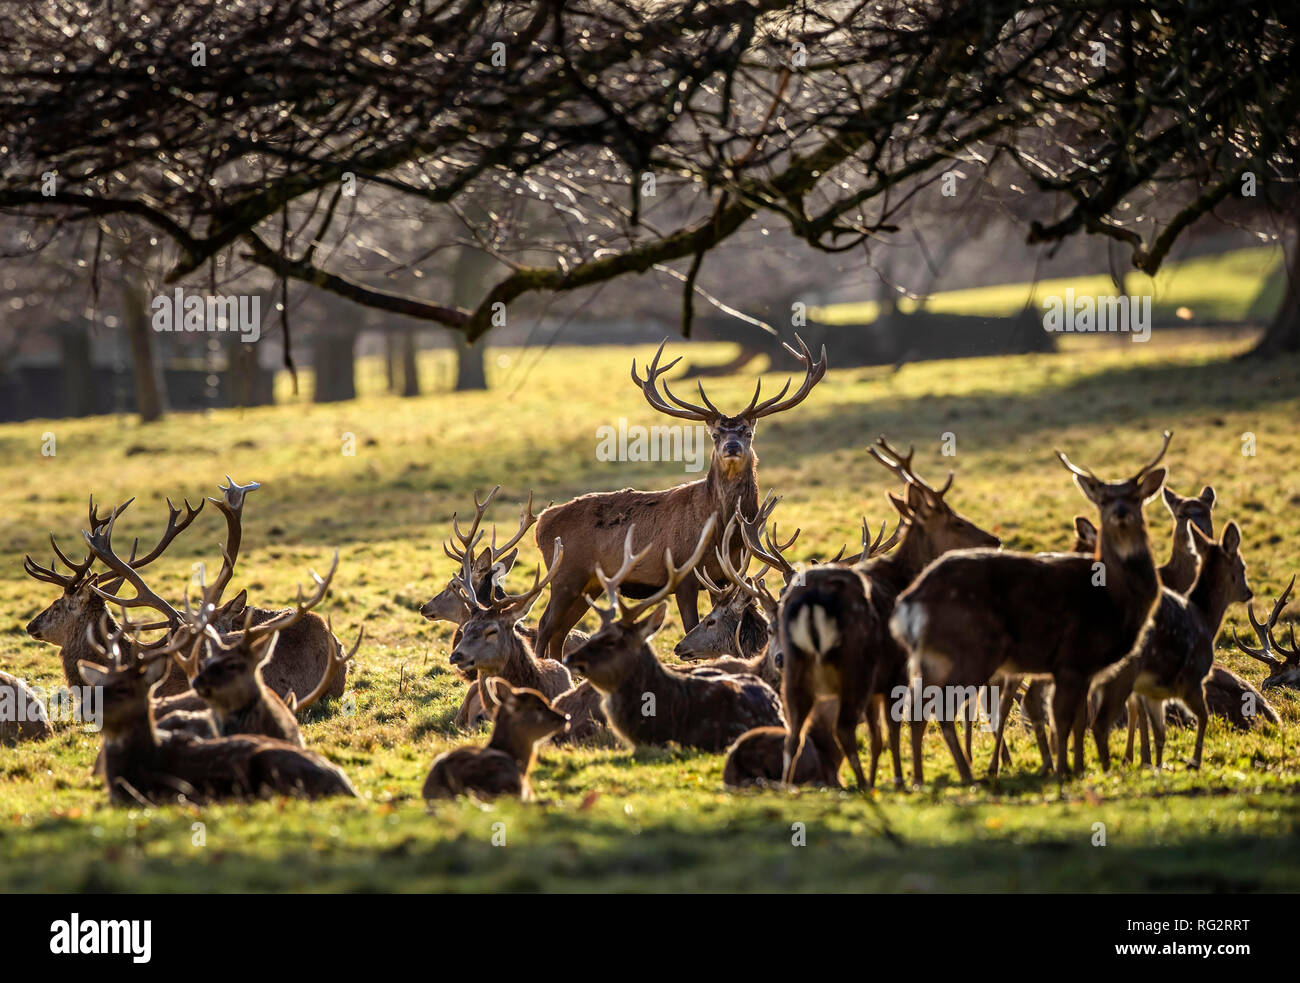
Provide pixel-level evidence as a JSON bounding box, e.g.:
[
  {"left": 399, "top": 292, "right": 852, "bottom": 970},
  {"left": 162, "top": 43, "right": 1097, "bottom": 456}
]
[{"left": 2, "top": 335, "right": 1299, "bottom": 892}]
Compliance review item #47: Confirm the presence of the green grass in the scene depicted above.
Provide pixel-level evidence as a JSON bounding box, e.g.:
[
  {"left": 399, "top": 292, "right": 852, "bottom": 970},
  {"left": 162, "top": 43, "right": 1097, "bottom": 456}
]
[
  {"left": 2, "top": 333, "right": 1300, "bottom": 892},
  {"left": 814, "top": 245, "right": 1282, "bottom": 325}
]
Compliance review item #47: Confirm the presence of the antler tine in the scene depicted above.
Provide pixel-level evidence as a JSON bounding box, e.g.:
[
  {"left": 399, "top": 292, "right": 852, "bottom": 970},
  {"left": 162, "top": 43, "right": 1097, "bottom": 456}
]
[
  {"left": 452, "top": 529, "right": 490, "bottom": 613},
  {"left": 1234, "top": 575, "right": 1294, "bottom": 666},
  {"left": 497, "top": 539, "right": 565, "bottom": 618},
  {"left": 294, "top": 619, "right": 363, "bottom": 716},
  {"left": 23, "top": 553, "right": 72, "bottom": 588},
  {"left": 716, "top": 513, "right": 769, "bottom": 609},
  {"left": 744, "top": 334, "right": 828, "bottom": 420},
  {"left": 489, "top": 490, "right": 546, "bottom": 563},
  {"left": 871, "top": 516, "right": 904, "bottom": 556},
  {"left": 128, "top": 496, "right": 206, "bottom": 569},
  {"left": 206, "top": 477, "right": 260, "bottom": 603},
  {"left": 739, "top": 513, "right": 798, "bottom": 579},
  {"left": 869, "top": 436, "right": 920, "bottom": 485},
  {"left": 1233, "top": 625, "right": 1279, "bottom": 666},
  {"left": 1264, "top": 575, "right": 1298, "bottom": 660},
  {"left": 1131, "top": 430, "right": 1173, "bottom": 482},
  {"left": 243, "top": 551, "right": 340, "bottom": 645},
  {"left": 445, "top": 486, "right": 500, "bottom": 563},
  {"left": 1274, "top": 623, "right": 1300, "bottom": 664},
  {"left": 594, "top": 525, "right": 655, "bottom": 615},
  {"left": 630, "top": 340, "right": 717, "bottom": 422},
  {"left": 620, "top": 514, "right": 718, "bottom": 624},
  {"left": 84, "top": 504, "right": 183, "bottom": 626},
  {"left": 695, "top": 563, "right": 728, "bottom": 598}
]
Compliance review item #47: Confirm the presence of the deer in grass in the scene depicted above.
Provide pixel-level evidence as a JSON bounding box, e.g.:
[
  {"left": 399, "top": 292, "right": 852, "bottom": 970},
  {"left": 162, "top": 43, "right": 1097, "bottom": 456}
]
[
  {"left": 892, "top": 431, "right": 1171, "bottom": 782},
  {"left": 533, "top": 336, "right": 826, "bottom": 662},
  {"left": 1090, "top": 521, "right": 1253, "bottom": 770},
  {"left": 85, "top": 479, "right": 351, "bottom": 715},
  {"left": 422, "top": 679, "right": 570, "bottom": 801},
  {"left": 79, "top": 621, "right": 356, "bottom": 805},
  {"left": 25, "top": 495, "right": 205, "bottom": 698},
  {"left": 1158, "top": 485, "right": 1216, "bottom": 593},
  {"left": 0, "top": 671, "right": 52, "bottom": 743},
  {"left": 563, "top": 515, "right": 785, "bottom": 751},
  {"left": 1203, "top": 664, "right": 1280, "bottom": 729},
  {"left": 1234, "top": 575, "right": 1300, "bottom": 691},
  {"left": 724, "top": 701, "right": 843, "bottom": 789},
  {"left": 778, "top": 438, "right": 1000, "bottom": 789},
  {"left": 183, "top": 557, "right": 361, "bottom": 746}
]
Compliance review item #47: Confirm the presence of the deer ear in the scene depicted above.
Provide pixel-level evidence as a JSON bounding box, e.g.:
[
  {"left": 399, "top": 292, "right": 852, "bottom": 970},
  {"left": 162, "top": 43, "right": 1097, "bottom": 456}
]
[
  {"left": 223, "top": 589, "right": 248, "bottom": 618},
  {"left": 1161, "top": 486, "right": 1179, "bottom": 512},
  {"left": 142, "top": 656, "right": 168, "bottom": 687},
  {"left": 1071, "top": 472, "right": 1106, "bottom": 506},
  {"left": 904, "top": 483, "right": 929, "bottom": 512},
  {"left": 77, "top": 661, "right": 110, "bottom": 687},
  {"left": 1188, "top": 522, "right": 1214, "bottom": 557},
  {"left": 495, "top": 549, "right": 519, "bottom": 575},
  {"left": 1199, "top": 486, "right": 1216, "bottom": 507},
  {"left": 637, "top": 602, "right": 670, "bottom": 641},
  {"left": 1136, "top": 468, "right": 1166, "bottom": 504},
  {"left": 887, "top": 492, "right": 913, "bottom": 519},
  {"left": 1221, "top": 521, "right": 1241, "bottom": 556},
  {"left": 1073, "top": 515, "right": 1097, "bottom": 544}
]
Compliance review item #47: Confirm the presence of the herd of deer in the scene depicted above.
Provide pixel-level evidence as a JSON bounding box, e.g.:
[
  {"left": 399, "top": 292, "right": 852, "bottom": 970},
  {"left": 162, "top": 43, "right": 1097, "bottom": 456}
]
[{"left": 12, "top": 337, "right": 1298, "bottom": 807}]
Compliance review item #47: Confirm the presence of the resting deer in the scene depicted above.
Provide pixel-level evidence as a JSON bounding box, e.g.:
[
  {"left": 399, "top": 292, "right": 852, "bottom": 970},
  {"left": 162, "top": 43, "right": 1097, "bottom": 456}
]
[
  {"left": 1093, "top": 521, "right": 1252, "bottom": 770},
  {"left": 724, "top": 700, "right": 843, "bottom": 789},
  {"left": 0, "top": 671, "right": 52, "bottom": 743},
  {"left": 892, "top": 431, "right": 1171, "bottom": 781},
  {"left": 80, "top": 623, "right": 356, "bottom": 805},
  {"left": 778, "top": 437, "right": 1000, "bottom": 788},
  {"left": 85, "top": 480, "right": 350, "bottom": 715},
  {"left": 185, "top": 557, "right": 360, "bottom": 745},
  {"left": 533, "top": 336, "right": 826, "bottom": 661},
  {"left": 1203, "top": 664, "right": 1280, "bottom": 729},
  {"left": 422, "top": 679, "right": 570, "bottom": 801},
  {"left": 1234, "top": 575, "right": 1300, "bottom": 691},
  {"left": 25, "top": 495, "right": 204, "bottom": 698},
  {"left": 563, "top": 516, "right": 785, "bottom": 751}
]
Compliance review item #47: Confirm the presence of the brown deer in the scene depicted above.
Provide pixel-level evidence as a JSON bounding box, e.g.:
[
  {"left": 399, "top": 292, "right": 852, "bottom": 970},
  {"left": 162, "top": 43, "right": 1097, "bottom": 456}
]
[
  {"left": 79, "top": 624, "right": 356, "bottom": 805},
  {"left": 1203, "top": 664, "right": 1280, "bottom": 728},
  {"left": 0, "top": 671, "right": 52, "bottom": 743},
  {"left": 563, "top": 516, "right": 785, "bottom": 751},
  {"left": 533, "top": 336, "right": 826, "bottom": 661},
  {"left": 892, "top": 431, "right": 1171, "bottom": 781},
  {"left": 1234, "top": 575, "right": 1300, "bottom": 691},
  {"left": 25, "top": 495, "right": 204, "bottom": 697},
  {"left": 187, "top": 560, "right": 361, "bottom": 745},
  {"left": 1092, "top": 521, "right": 1252, "bottom": 770},
  {"left": 1158, "top": 485, "right": 1216, "bottom": 593},
  {"left": 422, "top": 679, "right": 570, "bottom": 801},
  {"left": 724, "top": 700, "right": 843, "bottom": 788},
  {"left": 778, "top": 438, "right": 1000, "bottom": 789}
]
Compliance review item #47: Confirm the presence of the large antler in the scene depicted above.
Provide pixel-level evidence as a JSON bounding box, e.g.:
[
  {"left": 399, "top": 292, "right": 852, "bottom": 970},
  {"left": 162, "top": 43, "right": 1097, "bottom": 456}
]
[
  {"left": 736, "top": 492, "right": 800, "bottom": 582},
  {"left": 631, "top": 340, "right": 721, "bottom": 423},
  {"left": 714, "top": 512, "right": 780, "bottom": 618},
  {"left": 443, "top": 486, "right": 500, "bottom": 566},
  {"left": 203, "top": 476, "right": 259, "bottom": 605},
  {"left": 592, "top": 516, "right": 717, "bottom": 625},
  {"left": 458, "top": 538, "right": 564, "bottom": 621},
  {"left": 23, "top": 496, "right": 118, "bottom": 591},
  {"left": 241, "top": 551, "right": 341, "bottom": 646},
  {"left": 840, "top": 516, "right": 904, "bottom": 565},
  {"left": 1234, "top": 575, "right": 1297, "bottom": 670},
  {"left": 869, "top": 436, "right": 953, "bottom": 502},
  {"left": 1057, "top": 430, "right": 1172, "bottom": 486},
  {"left": 739, "top": 334, "right": 828, "bottom": 421},
  {"left": 292, "top": 620, "right": 363, "bottom": 716},
  {"left": 84, "top": 503, "right": 184, "bottom": 626}
]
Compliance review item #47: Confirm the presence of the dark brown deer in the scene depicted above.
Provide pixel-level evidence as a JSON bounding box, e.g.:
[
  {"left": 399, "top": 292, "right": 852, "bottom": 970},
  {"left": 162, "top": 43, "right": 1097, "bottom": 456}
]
[
  {"left": 1093, "top": 521, "right": 1252, "bottom": 769},
  {"left": 723, "top": 700, "right": 843, "bottom": 789},
  {"left": 563, "top": 516, "right": 785, "bottom": 751},
  {"left": 79, "top": 625, "right": 356, "bottom": 805},
  {"left": 25, "top": 495, "right": 203, "bottom": 697},
  {"left": 778, "top": 438, "right": 1000, "bottom": 789},
  {"left": 1203, "top": 664, "right": 1280, "bottom": 729},
  {"left": 533, "top": 336, "right": 826, "bottom": 660},
  {"left": 1234, "top": 575, "right": 1300, "bottom": 691},
  {"left": 892, "top": 431, "right": 1171, "bottom": 781},
  {"left": 422, "top": 679, "right": 570, "bottom": 800},
  {"left": 1158, "top": 485, "right": 1216, "bottom": 593},
  {"left": 0, "top": 671, "right": 52, "bottom": 743}
]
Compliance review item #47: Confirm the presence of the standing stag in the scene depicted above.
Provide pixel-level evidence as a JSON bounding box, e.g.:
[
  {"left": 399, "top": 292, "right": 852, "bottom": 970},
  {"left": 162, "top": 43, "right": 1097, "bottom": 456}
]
[
  {"left": 892, "top": 431, "right": 1172, "bottom": 781},
  {"left": 532, "top": 336, "right": 826, "bottom": 661}
]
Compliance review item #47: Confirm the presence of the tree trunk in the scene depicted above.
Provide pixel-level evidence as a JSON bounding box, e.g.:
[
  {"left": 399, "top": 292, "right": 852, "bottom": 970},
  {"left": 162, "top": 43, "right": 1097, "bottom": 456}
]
[
  {"left": 384, "top": 332, "right": 398, "bottom": 392},
  {"left": 59, "top": 329, "right": 94, "bottom": 417},
  {"left": 452, "top": 245, "right": 494, "bottom": 391},
  {"left": 313, "top": 332, "right": 356, "bottom": 402},
  {"left": 228, "top": 338, "right": 265, "bottom": 406},
  {"left": 400, "top": 330, "right": 420, "bottom": 397},
  {"left": 121, "top": 276, "right": 167, "bottom": 422},
  {"left": 1248, "top": 223, "right": 1300, "bottom": 356}
]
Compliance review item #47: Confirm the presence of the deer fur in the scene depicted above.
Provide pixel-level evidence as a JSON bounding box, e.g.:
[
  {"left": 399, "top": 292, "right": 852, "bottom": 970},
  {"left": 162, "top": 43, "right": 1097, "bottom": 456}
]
[
  {"left": 1158, "top": 485, "right": 1216, "bottom": 593},
  {"left": 533, "top": 338, "right": 825, "bottom": 660},
  {"left": 422, "top": 681, "right": 569, "bottom": 800},
  {"left": 0, "top": 671, "right": 52, "bottom": 743},
  {"left": 724, "top": 700, "right": 843, "bottom": 788},
  {"left": 1203, "top": 664, "right": 1280, "bottom": 729},
  {"left": 892, "top": 432, "right": 1171, "bottom": 780}
]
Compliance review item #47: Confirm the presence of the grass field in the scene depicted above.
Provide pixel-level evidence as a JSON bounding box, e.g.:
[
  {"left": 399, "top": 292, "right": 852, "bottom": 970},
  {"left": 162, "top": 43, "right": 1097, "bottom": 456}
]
[{"left": 2, "top": 333, "right": 1300, "bottom": 892}]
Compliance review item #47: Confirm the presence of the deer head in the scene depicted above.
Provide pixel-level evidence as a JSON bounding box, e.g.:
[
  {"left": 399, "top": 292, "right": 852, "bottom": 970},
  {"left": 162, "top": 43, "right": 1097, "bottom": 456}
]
[
  {"left": 563, "top": 516, "right": 716, "bottom": 692},
  {"left": 76, "top": 615, "right": 172, "bottom": 738},
  {"left": 1163, "top": 484, "right": 1216, "bottom": 538},
  {"left": 1234, "top": 574, "right": 1300, "bottom": 690},
  {"left": 481, "top": 678, "right": 571, "bottom": 743},
  {"left": 1056, "top": 431, "right": 1171, "bottom": 562},
  {"left": 420, "top": 486, "right": 531, "bottom": 624},
  {"left": 631, "top": 336, "right": 826, "bottom": 479}
]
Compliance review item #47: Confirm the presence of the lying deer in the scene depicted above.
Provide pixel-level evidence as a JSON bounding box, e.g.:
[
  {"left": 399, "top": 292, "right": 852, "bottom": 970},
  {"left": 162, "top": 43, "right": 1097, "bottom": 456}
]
[
  {"left": 779, "top": 438, "right": 1000, "bottom": 788},
  {"left": 80, "top": 624, "right": 356, "bottom": 805},
  {"left": 1203, "top": 664, "right": 1280, "bottom": 729},
  {"left": 724, "top": 700, "right": 843, "bottom": 789},
  {"left": 893, "top": 431, "right": 1171, "bottom": 781},
  {"left": 1234, "top": 575, "right": 1300, "bottom": 691},
  {"left": 0, "top": 671, "right": 52, "bottom": 743},
  {"left": 422, "top": 679, "right": 570, "bottom": 800},
  {"left": 563, "top": 516, "right": 785, "bottom": 751},
  {"left": 533, "top": 336, "right": 826, "bottom": 660},
  {"left": 1094, "top": 521, "right": 1252, "bottom": 769},
  {"left": 25, "top": 495, "right": 204, "bottom": 698}
]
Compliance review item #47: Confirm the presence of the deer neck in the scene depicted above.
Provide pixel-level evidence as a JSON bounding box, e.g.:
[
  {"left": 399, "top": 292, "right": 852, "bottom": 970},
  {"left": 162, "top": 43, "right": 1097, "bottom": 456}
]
[
  {"left": 500, "top": 636, "right": 547, "bottom": 691},
  {"left": 863, "top": 527, "right": 931, "bottom": 593},
  {"left": 486, "top": 715, "right": 539, "bottom": 770},
  {"left": 1163, "top": 520, "right": 1197, "bottom": 587},
  {"left": 1186, "top": 558, "right": 1233, "bottom": 636},
  {"left": 1098, "top": 534, "right": 1159, "bottom": 627},
  {"left": 706, "top": 456, "right": 758, "bottom": 520},
  {"left": 61, "top": 602, "right": 118, "bottom": 690}
]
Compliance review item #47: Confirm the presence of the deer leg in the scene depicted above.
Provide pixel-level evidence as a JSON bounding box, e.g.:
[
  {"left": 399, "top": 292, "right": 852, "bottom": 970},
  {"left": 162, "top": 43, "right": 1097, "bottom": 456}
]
[
  {"left": 1184, "top": 684, "right": 1209, "bottom": 770},
  {"left": 938, "top": 709, "right": 974, "bottom": 784},
  {"left": 781, "top": 670, "right": 815, "bottom": 786},
  {"left": 1148, "top": 699, "right": 1168, "bottom": 768},
  {"left": 865, "top": 698, "right": 883, "bottom": 788},
  {"left": 543, "top": 590, "right": 594, "bottom": 662},
  {"left": 674, "top": 583, "right": 701, "bottom": 632},
  {"left": 836, "top": 692, "right": 869, "bottom": 790},
  {"left": 1137, "top": 696, "right": 1152, "bottom": 766},
  {"left": 1123, "top": 693, "right": 1139, "bottom": 765},
  {"left": 886, "top": 712, "right": 905, "bottom": 788},
  {"left": 987, "top": 679, "right": 1020, "bottom": 778},
  {"left": 963, "top": 691, "right": 976, "bottom": 763},
  {"left": 1049, "top": 676, "right": 1084, "bottom": 777},
  {"left": 1089, "top": 679, "right": 1125, "bottom": 773}
]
